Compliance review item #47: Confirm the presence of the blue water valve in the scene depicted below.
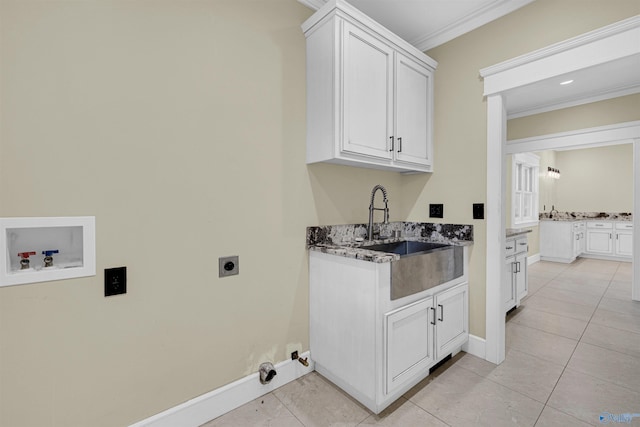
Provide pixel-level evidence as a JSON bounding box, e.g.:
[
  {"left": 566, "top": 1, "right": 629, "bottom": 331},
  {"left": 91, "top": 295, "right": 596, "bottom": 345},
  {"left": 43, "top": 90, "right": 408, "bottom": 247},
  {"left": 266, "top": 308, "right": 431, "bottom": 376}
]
[{"left": 42, "top": 250, "right": 59, "bottom": 267}]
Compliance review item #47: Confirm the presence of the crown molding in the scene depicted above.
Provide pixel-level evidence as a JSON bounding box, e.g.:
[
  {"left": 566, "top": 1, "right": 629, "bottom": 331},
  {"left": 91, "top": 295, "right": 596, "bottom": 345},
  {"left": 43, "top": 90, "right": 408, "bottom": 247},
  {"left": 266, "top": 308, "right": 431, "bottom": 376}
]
[
  {"left": 297, "top": 0, "right": 325, "bottom": 11},
  {"left": 481, "top": 15, "right": 640, "bottom": 78},
  {"left": 412, "top": 0, "right": 535, "bottom": 52}
]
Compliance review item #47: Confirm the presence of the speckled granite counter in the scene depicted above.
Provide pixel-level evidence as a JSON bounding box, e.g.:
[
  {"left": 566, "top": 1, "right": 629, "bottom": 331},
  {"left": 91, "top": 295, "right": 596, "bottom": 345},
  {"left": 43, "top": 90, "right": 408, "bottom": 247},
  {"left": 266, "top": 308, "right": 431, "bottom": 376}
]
[
  {"left": 539, "top": 212, "right": 632, "bottom": 221},
  {"left": 506, "top": 228, "right": 532, "bottom": 238},
  {"left": 307, "top": 222, "right": 473, "bottom": 263}
]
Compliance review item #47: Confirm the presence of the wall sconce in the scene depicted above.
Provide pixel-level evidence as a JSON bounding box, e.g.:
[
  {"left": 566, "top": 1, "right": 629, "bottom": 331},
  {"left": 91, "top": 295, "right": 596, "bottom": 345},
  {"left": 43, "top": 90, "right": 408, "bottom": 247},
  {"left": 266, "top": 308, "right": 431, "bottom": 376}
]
[{"left": 547, "top": 167, "right": 561, "bottom": 179}]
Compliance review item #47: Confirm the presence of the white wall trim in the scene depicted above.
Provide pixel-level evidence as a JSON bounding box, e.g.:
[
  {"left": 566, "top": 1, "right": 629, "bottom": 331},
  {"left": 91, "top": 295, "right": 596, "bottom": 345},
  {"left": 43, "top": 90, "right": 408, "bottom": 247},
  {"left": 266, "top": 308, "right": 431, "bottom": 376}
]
[
  {"left": 506, "top": 121, "right": 640, "bottom": 154},
  {"left": 528, "top": 253, "right": 540, "bottom": 265},
  {"left": 411, "top": 0, "right": 535, "bottom": 52},
  {"left": 297, "top": 0, "right": 325, "bottom": 10},
  {"left": 485, "top": 94, "right": 507, "bottom": 365},
  {"left": 480, "top": 16, "right": 640, "bottom": 95},
  {"left": 462, "top": 334, "right": 486, "bottom": 359},
  {"left": 507, "top": 86, "right": 640, "bottom": 119},
  {"left": 129, "top": 352, "right": 314, "bottom": 427},
  {"left": 634, "top": 139, "right": 640, "bottom": 301}
]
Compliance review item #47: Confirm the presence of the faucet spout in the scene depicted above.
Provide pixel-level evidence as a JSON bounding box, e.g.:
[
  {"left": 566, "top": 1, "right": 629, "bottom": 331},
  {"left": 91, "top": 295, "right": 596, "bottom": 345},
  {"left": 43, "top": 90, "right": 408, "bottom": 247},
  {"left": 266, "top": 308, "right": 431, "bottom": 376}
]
[{"left": 368, "top": 185, "right": 389, "bottom": 241}]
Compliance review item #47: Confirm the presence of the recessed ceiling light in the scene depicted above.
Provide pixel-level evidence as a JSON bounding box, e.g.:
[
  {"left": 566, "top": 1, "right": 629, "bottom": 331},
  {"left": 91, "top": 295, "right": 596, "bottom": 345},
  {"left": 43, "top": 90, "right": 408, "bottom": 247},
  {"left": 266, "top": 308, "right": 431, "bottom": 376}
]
[{"left": 560, "top": 79, "right": 574, "bottom": 85}]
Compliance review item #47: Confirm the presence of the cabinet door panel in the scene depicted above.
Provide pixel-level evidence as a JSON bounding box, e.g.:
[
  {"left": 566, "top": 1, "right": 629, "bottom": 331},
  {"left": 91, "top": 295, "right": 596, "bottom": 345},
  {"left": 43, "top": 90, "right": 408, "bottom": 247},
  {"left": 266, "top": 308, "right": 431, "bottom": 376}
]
[
  {"left": 385, "top": 297, "right": 433, "bottom": 394},
  {"left": 394, "top": 54, "right": 431, "bottom": 166},
  {"left": 586, "top": 230, "right": 613, "bottom": 254},
  {"left": 616, "top": 232, "right": 633, "bottom": 257},
  {"left": 504, "top": 257, "right": 517, "bottom": 312},
  {"left": 435, "top": 283, "right": 468, "bottom": 360},
  {"left": 342, "top": 23, "right": 393, "bottom": 160},
  {"left": 515, "top": 253, "right": 527, "bottom": 302}
]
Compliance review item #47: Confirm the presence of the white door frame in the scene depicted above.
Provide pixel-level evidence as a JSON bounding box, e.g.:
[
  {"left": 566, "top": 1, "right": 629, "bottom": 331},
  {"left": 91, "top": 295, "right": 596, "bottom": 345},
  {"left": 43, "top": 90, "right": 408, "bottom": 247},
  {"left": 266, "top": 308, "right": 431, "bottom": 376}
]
[{"left": 481, "top": 17, "right": 640, "bottom": 365}]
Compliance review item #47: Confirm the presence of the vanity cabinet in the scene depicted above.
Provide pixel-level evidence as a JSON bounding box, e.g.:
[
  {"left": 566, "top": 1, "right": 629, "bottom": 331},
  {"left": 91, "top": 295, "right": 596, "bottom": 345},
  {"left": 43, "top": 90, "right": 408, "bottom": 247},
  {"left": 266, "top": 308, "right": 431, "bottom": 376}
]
[
  {"left": 540, "top": 221, "right": 584, "bottom": 263},
  {"left": 302, "top": 0, "right": 436, "bottom": 173},
  {"left": 504, "top": 235, "right": 528, "bottom": 312},
  {"left": 583, "top": 221, "right": 633, "bottom": 260},
  {"left": 309, "top": 248, "right": 468, "bottom": 414}
]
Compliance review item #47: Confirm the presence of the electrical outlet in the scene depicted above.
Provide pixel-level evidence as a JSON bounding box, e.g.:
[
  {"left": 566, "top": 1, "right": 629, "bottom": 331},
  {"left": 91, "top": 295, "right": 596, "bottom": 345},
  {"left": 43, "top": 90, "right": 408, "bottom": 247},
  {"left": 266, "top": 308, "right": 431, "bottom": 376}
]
[
  {"left": 105, "top": 267, "right": 127, "bottom": 297},
  {"left": 429, "top": 204, "right": 444, "bottom": 218},
  {"left": 219, "top": 256, "right": 239, "bottom": 277},
  {"left": 291, "top": 351, "right": 299, "bottom": 360},
  {"left": 473, "top": 203, "right": 485, "bottom": 219}
]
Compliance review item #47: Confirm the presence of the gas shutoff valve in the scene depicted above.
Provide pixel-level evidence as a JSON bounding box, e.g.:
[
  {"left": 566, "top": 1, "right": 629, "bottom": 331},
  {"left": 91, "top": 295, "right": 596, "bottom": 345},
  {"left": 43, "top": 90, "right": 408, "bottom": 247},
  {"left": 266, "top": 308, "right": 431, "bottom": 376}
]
[
  {"left": 42, "top": 250, "right": 59, "bottom": 268},
  {"left": 18, "top": 251, "right": 37, "bottom": 270}
]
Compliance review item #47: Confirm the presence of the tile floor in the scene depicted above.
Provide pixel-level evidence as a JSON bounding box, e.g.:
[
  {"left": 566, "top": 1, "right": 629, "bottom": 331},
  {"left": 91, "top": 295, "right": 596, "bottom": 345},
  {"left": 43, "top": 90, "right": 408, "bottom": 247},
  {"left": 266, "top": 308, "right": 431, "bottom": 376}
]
[{"left": 202, "top": 258, "right": 639, "bottom": 426}]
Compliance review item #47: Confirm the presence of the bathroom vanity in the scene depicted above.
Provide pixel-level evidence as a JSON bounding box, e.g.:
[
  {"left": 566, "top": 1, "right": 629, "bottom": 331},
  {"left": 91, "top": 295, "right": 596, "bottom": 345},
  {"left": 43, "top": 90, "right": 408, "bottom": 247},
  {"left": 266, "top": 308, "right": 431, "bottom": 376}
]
[{"left": 307, "top": 222, "right": 472, "bottom": 414}]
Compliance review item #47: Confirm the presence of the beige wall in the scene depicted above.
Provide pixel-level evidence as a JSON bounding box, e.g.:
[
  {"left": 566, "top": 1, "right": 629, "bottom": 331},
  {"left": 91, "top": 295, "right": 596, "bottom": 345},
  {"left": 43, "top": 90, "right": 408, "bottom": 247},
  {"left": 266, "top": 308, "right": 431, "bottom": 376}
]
[
  {"left": 556, "top": 145, "right": 634, "bottom": 212},
  {"left": 1, "top": 0, "right": 639, "bottom": 425}
]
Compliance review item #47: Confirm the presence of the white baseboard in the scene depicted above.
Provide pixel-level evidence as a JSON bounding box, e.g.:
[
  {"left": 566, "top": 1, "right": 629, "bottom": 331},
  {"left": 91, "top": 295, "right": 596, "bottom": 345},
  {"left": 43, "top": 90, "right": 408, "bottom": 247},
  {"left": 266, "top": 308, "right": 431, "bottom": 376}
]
[
  {"left": 129, "top": 351, "right": 314, "bottom": 427},
  {"left": 462, "top": 334, "right": 486, "bottom": 359},
  {"left": 528, "top": 253, "right": 540, "bottom": 265}
]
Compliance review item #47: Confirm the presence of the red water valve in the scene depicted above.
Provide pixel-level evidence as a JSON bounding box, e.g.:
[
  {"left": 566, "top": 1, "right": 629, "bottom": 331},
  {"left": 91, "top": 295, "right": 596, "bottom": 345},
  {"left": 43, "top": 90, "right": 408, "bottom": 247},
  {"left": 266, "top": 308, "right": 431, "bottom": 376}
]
[{"left": 18, "top": 251, "right": 36, "bottom": 259}]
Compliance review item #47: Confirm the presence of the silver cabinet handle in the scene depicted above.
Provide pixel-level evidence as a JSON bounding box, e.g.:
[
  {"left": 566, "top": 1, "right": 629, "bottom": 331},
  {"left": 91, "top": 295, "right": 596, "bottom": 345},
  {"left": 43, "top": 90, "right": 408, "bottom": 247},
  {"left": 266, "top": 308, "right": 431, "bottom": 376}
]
[
  {"left": 506, "top": 246, "right": 513, "bottom": 250},
  {"left": 518, "top": 242, "right": 527, "bottom": 246},
  {"left": 438, "top": 304, "right": 444, "bottom": 322},
  {"left": 397, "top": 137, "right": 402, "bottom": 153},
  {"left": 389, "top": 136, "right": 394, "bottom": 152},
  {"left": 430, "top": 307, "right": 436, "bottom": 325}
]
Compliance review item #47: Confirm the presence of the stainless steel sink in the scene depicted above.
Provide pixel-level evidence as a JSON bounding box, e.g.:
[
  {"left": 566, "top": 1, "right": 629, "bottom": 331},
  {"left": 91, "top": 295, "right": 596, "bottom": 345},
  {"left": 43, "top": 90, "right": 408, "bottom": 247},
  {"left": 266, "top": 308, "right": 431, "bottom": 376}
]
[{"left": 365, "top": 240, "right": 463, "bottom": 300}]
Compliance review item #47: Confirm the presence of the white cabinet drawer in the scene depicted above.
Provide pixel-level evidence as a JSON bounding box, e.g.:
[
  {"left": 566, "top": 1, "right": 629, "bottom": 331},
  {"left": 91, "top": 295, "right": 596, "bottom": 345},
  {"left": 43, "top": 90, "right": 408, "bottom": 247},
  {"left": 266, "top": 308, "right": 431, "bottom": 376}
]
[
  {"left": 615, "top": 222, "right": 633, "bottom": 230},
  {"left": 573, "top": 221, "right": 585, "bottom": 231},
  {"left": 587, "top": 222, "right": 613, "bottom": 229}
]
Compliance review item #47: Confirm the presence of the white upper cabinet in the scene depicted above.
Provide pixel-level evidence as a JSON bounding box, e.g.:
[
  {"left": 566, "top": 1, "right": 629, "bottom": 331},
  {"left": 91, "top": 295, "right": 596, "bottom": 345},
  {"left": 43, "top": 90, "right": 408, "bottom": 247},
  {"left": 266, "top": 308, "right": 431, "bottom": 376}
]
[{"left": 302, "top": 0, "right": 437, "bottom": 173}]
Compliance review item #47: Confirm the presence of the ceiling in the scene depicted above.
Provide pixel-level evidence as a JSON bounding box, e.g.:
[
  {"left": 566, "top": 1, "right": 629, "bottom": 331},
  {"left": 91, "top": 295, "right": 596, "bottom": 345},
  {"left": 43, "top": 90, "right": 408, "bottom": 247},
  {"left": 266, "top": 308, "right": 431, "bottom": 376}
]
[
  {"left": 299, "top": 1, "right": 640, "bottom": 117},
  {"left": 298, "top": 0, "right": 536, "bottom": 51}
]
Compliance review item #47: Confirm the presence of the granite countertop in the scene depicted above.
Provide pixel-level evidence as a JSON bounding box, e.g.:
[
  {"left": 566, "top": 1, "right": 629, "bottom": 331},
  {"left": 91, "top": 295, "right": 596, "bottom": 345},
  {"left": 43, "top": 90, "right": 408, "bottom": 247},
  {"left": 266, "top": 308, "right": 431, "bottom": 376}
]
[
  {"left": 307, "top": 222, "right": 474, "bottom": 264},
  {"left": 539, "top": 211, "right": 632, "bottom": 222},
  {"left": 506, "top": 228, "right": 532, "bottom": 238}
]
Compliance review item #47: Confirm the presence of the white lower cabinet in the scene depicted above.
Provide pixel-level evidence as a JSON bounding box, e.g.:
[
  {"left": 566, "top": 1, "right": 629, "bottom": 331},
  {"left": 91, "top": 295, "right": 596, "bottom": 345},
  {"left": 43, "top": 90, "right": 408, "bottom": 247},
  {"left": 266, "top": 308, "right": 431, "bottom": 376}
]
[
  {"left": 385, "top": 298, "right": 434, "bottom": 394},
  {"left": 584, "top": 221, "right": 632, "bottom": 260},
  {"left": 309, "top": 249, "right": 468, "bottom": 414},
  {"left": 504, "top": 235, "right": 528, "bottom": 313},
  {"left": 384, "top": 282, "right": 468, "bottom": 395}
]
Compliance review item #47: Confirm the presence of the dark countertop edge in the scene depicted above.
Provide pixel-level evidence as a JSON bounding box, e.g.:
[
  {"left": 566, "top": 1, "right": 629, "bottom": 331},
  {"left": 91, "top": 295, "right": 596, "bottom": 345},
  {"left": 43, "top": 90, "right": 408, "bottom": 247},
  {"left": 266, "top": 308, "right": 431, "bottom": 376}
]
[{"left": 308, "top": 238, "right": 473, "bottom": 264}]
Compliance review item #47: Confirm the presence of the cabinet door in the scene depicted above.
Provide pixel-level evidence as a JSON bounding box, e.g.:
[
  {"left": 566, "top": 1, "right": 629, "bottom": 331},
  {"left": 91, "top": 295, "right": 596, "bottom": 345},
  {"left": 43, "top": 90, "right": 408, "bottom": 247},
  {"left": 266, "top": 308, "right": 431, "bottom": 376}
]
[
  {"left": 434, "top": 283, "right": 469, "bottom": 360},
  {"left": 385, "top": 297, "right": 434, "bottom": 395},
  {"left": 504, "top": 257, "right": 517, "bottom": 312},
  {"left": 616, "top": 231, "right": 633, "bottom": 257},
  {"left": 394, "top": 53, "right": 431, "bottom": 167},
  {"left": 515, "top": 252, "right": 528, "bottom": 302},
  {"left": 586, "top": 229, "right": 613, "bottom": 255},
  {"left": 342, "top": 22, "right": 394, "bottom": 160}
]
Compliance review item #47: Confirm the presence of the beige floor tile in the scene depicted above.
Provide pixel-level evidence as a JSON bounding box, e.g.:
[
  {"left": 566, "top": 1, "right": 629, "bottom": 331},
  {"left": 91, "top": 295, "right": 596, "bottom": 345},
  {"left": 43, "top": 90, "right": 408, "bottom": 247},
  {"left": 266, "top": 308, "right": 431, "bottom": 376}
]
[
  {"left": 604, "top": 281, "right": 633, "bottom": 301},
  {"left": 526, "top": 275, "right": 550, "bottom": 297},
  {"left": 506, "top": 323, "right": 578, "bottom": 366},
  {"left": 547, "top": 368, "right": 640, "bottom": 426},
  {"left": 456, "top": 349, "right": 564, "bottom": 403},
  {"left": 509, "top": 307, "right": 588, "bottom": 340},
  {"left": 528, "top": 262, "right": 566, "bottom": 280},
  {"left": 200, "top": 393, "right": 303, "bottom": 427},
  {"left": 581, "top": 322, "right": 640, "bottom": 360},
  {"left": 520, "top": 295, "right": 595, "bottom": 322},
  {"left": 591, "top": 307, "right": 640, "bottom": 334},
  {"left": 567, "top": 342, "right": 640, "bottom": 393},
  {"left": 534, "top": 287, "right": 601, "bottom": 308},
  {"left": 534, "top": 406, "right": 593, "bottom": 427},
  {"left": 272, "top": 372, "right": 370, "bottom": 427},
  {"left": 408, "top": 365, "right": 543, "bottom": 426},
  {"left": 598, "top": 296, "right": 640, "bottom": 317},
  {"left": 566, "top": 259, "right": 619, "bottom": 275},
  {"left": 553, "top": 270, "right": 614, "bottom": 287},
  {"left": 544, "top": 279, "right": 608, "bottom": 296},
  {"left": 359, "top": 397, "right": 448, "bottom": 426}
]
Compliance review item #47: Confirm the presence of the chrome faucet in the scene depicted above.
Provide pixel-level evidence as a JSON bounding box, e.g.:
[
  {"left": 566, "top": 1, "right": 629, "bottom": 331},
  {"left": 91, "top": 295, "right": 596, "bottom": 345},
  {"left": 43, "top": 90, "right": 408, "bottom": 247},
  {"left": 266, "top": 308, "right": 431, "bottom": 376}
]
[{"left": 368, "top": 185, "right": 389, "bottom": 240}]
